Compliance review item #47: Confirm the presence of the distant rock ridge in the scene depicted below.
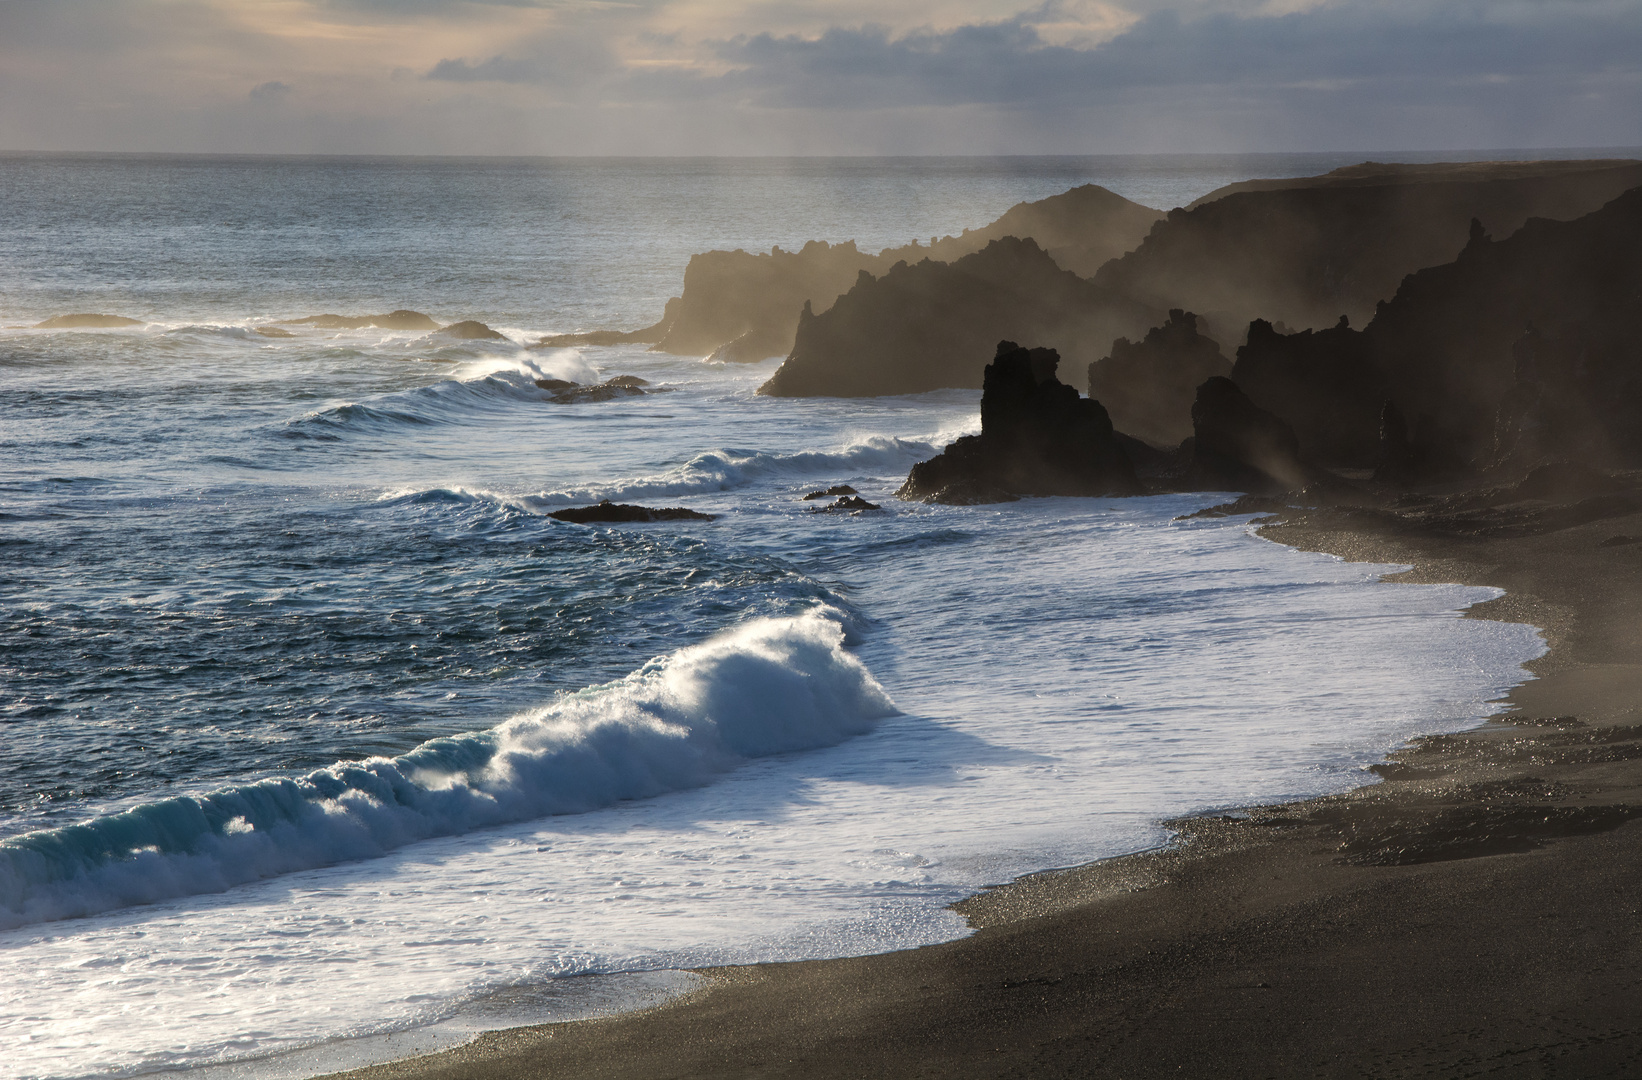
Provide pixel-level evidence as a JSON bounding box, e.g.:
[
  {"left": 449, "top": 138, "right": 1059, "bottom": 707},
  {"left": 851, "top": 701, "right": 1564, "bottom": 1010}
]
[
  {"left": 759, "top": 238, "right": 1158, "bottom": 398},
  {"left": 898, "top": 341, "right": 1139, "bottom": 503},
  {"left": 538, "top": 184, "right": 1163, "bottom": 365}
]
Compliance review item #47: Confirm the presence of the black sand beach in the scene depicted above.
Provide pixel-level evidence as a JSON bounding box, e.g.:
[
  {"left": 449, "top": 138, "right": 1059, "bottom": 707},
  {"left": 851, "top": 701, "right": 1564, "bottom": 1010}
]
[{"left": 324, "top": 477, "right": 1642, "bottom": 1079}]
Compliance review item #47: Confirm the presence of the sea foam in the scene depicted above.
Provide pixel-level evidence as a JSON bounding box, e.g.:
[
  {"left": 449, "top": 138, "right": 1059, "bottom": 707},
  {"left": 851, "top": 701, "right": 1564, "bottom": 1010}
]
[{"left": 0, "top": 608, "right": 894, "bottom": 930}]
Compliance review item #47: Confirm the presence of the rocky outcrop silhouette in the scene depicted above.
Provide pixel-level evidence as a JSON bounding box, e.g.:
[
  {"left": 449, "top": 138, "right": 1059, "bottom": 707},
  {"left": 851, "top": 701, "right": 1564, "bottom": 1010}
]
[
  {"left": 898, "top": 341, "right": 1139, "bottom": 503},
  {"left": 1096, "top": 160, "right": 1642, "bottom": 343},
  {"left": 1224, "top": 184, "right": 1642, "bottom": 479},
  {"left": 286, "top": 310, "right": 439, "bottom": 331},
  {"left": 1087, "top": 309, "right": 1231, "bottom": 448},
  {"left": 1189, "top": 376, "right": 1312, "bottom": 494},
  {"left": 760, "top": 239, "right": 1157, "bottom": 397},
  {"left": 542, "top": 185, "right": 1161, "bottom": 366}
]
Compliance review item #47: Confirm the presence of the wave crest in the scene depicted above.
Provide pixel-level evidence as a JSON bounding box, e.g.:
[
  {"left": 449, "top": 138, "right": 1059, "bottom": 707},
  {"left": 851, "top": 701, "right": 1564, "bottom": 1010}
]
[{"left": 0, "top": 608, "right": 894, "bottom": 930}]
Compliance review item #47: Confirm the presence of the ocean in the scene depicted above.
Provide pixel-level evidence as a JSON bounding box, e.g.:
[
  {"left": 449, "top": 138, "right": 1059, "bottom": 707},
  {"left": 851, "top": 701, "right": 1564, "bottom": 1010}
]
[{"left": 0, "top": 152, "right": 1553, "bottom": 1079}]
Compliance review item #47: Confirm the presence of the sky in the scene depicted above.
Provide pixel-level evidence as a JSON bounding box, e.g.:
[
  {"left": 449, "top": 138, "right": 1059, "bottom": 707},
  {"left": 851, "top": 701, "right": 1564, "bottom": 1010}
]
[{"left": 0, "top": 0, "right": 1639, "bottom": 155}]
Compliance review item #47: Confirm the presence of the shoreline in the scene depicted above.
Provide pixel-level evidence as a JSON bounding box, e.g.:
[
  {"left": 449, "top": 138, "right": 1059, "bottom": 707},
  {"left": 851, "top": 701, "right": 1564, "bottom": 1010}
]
[{"left": 320, "top": 481, "right": 1642, "bottom": 1079}]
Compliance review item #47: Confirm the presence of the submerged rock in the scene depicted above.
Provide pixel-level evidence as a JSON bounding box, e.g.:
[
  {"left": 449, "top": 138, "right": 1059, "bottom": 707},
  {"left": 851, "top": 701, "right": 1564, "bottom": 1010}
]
[
  {"left": 436, "top": 320, "right": 507, "bottom": 340},
  {"left": 801, "top": 485, "right": 859, "bottom": 500},
  {"left": 287, "top": 310, "right": 439, "bottom": 331},
  {"left": 34, "top": 314, "right": 143, "bottom": 329},
  {"left": 809, "top": 495, "right": 882, "bottom": 513},
  {"left": 899, "top": 341, "right": 1140, "bottom": 503},
  {"left": 536, "top": 299, "right": 682, "bottom": 348},
  {"left": 549, "top": 500, "right": 714, "bottom": 524},
  {"left": 535, "top": 377, "right": 651, "bottom": 403}
]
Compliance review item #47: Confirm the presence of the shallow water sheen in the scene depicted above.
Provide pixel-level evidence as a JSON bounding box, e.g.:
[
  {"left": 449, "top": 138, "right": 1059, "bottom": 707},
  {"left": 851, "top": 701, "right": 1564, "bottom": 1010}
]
[{"left": 0, "top": 156, "right": 1545, "bottom": 1080}]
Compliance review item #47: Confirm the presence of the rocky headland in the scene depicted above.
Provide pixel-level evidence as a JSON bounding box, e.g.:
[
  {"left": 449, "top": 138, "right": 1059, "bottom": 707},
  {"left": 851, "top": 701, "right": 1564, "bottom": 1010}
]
[{"left": 539, "top": 184, "right": 1162, "bottom": 364}]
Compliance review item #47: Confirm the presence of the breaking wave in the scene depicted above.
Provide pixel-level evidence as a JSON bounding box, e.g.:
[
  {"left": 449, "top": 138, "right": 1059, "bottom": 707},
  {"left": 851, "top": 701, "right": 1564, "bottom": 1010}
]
[{"left": 0, "top": 609, "right": 894, "bottom": 930}]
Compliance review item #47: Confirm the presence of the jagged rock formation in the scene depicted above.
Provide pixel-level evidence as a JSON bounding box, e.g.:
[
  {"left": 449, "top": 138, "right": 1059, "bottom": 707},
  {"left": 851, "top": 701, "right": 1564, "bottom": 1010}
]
[
  {"left": 760, "top": 239, "right": 1157, "bottom": 398},
  {"left": 1189, "top": 376, "right": 1312, "bottom": 494},
  {"left": 898, "top": 341, "right": 1139, "bottom": 503},
  {"left": 1096, "top": 160, "right": 1642, "bottom": 343},
  {"left": 1224, "top": 185, "right": 1642, "bottom": 479},
  {"left": 542, "top": 185, "right": 1162, "bottom": 365},
  {"left": 549, "top": 500, "right": 714, "bottom": 523},
  {"left": 1087, "top": 309, "right": 1231, "bottom": 448},
  {"left": 1231, "top": 315, "right": 1385, "bottom": 468},
  {"left": 286, "top": 310, "right": 439, "bottom": 331},
  {"left": 34, "top": 314, "right": 144, "bottom": 328},
  {"left": 533, "top": 375, "right": 651, "bottom": 403}
]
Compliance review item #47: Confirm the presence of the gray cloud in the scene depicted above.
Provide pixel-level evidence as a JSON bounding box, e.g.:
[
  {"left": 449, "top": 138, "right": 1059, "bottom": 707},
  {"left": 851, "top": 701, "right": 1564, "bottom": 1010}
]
[
  {"left": 683, "top": 2, "right": 1642, "bottom": 110},
  {"left": 249, "top": 80, "right": 292, "bottom": 100}
]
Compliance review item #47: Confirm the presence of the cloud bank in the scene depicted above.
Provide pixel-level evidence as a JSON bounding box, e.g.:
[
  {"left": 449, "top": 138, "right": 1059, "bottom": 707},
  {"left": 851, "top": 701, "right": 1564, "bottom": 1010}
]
[{"left": 0, "top": 0, "right": 1638, "bottom": 154}]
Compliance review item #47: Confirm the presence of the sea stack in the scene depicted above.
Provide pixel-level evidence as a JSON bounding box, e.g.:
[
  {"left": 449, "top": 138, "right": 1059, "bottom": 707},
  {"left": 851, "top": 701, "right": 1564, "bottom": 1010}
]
[{"left": 898, "top": 341, "right": 1140, "bottom": 503}]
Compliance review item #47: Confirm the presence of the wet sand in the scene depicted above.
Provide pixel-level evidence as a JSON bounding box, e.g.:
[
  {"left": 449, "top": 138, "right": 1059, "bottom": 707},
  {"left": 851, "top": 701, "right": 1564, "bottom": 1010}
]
[{"left": 327, "top": 481, "right": 1642, "bottom": 1079}]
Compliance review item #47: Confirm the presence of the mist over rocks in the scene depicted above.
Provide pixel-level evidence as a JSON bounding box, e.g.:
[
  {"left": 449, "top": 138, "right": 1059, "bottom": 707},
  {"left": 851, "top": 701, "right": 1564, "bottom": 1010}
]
[
  {"left": 1188, "top": 376, "right": 1313, "bottom": 495},
  {"left": 1087, "top": 309, "right": 1231, "bottom": 448},
  {"left": 1228, "top": 186, "right": 1642, "bottom": 481},
  {"left": 760, "top": 238, "right": 1157, "bottom": 398},
  {"left": 1095, "top": 160, "right": 1642, "bottom": 344},
  {"left": 873, "top": 183, "right": 1163, "bottom": 279},
  {"left": 898, "top": 341, "right": 1139, "bottom": 503}
]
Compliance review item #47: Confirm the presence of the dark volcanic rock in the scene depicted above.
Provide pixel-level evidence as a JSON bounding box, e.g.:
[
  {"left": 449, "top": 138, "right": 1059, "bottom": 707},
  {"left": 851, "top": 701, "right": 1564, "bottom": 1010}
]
[
  {"left": 288, "top": 310, "right": 439, "bottom": 331},
  {"left": 898, "top": 341, "right": 1140, "bottom": 503},
  {"left": 1232, "top": 315, "right": 1387, "bottom": 468},
  {"left": 802, "top": 485, "right": 859, "bottom": 500},
  {"left": 536, "top": 378, "right": 650, "bottom": 403},
  {"left": 1096, "top": 160, "right": 1642, "bottom": 341},
  {"left": 549, "top": 500, "right": 714, "bottom": 523},
  {"left": 761, "top": 239, "right": 1157, "bottom": 398},
  {"left": 34, "top": 314, "right": 143, "bottom": 328},
  {"left": 1190, "top": 376, "right": 1312, "bottom": 494},
  {"left": 1087, "top": 309, "right": 1231, "bottom": 448},
  {"left": 436, "top": 320, "right": 507, "bottom": 341},
  {"left": 810, "top": 495, "right": 882, "bottom": 513}
]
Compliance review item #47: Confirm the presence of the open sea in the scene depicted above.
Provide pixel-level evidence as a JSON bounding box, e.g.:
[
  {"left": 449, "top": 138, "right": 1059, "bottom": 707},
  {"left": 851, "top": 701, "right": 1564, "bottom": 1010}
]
[{"left": 0, "top": 153, "right": 1556, "bottom": 1079}]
